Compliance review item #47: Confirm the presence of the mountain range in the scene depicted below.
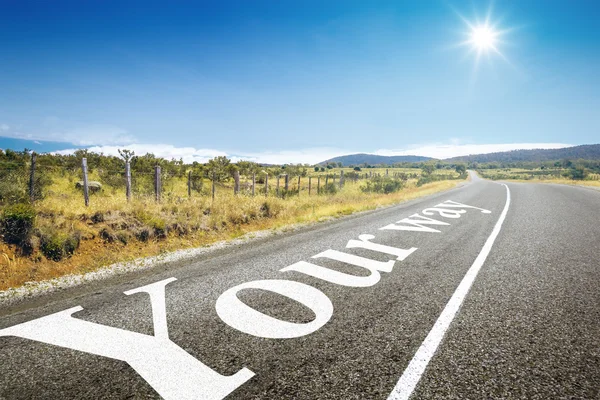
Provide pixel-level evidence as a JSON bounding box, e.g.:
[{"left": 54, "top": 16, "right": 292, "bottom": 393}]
[{"left": 320, "top": 144, "right": 600, "bottom": 166}]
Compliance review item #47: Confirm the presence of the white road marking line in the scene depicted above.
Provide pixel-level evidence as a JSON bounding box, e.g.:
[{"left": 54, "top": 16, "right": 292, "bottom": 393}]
[{"left": 387, "top": 184, "right": 511, "bottom": 400}]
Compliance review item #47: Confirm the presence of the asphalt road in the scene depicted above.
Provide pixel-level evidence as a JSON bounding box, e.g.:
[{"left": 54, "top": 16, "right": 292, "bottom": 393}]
[{"left": 1, "top": 173, "right": 599, "bottom": 399}]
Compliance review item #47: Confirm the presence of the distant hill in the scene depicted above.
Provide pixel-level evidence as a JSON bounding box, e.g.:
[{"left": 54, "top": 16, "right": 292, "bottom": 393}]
[
  {"left": 445, "top": 144, "right": 600, "bottom": 163},
  {"left": 320, "top": 153, "right": 432, "bottom": 166}
]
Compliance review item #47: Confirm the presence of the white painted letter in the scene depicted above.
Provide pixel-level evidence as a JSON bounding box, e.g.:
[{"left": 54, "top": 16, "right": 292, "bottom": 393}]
[
  {"left": 215, "top": 279, "right": 333, "bottom": 339},
  {"left": 422, "top": 208, "right": 466, "bottom": 218},
  {"left": 380, "top": 213, "right": 449, "bottom": 233},
  {"left": 437, "top": 200, "right": 491, "bottom": 214},
  {"left": 346, "top": 234, "right": 417, "bottom": 260},
  {"left": 281, "top": 249, "right": 395, "bottom": 287},
  {"left": 0, "top": 278, "right": 254, "bottom": 400}
]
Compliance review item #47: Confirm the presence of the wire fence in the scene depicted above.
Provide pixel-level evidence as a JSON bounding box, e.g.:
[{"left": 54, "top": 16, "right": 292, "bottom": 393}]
[{"left": 0, "top": 154, "right": 437, "bottom": 208}]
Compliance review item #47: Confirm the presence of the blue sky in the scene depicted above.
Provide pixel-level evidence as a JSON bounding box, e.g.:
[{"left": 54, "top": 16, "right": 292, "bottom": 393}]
[{"left": 1, "top": 0, "right": 598, "bottom": 163}]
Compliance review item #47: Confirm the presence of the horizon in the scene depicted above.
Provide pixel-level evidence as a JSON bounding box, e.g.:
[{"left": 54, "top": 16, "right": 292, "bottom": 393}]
[{"left": 1, "top": 1, "right": 598, "bottom": 163}]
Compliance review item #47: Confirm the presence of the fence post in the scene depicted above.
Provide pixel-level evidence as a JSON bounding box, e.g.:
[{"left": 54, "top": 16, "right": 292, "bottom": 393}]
[
  {"left": 212, "top": 171, "right": 216, "bottom": 201},
  {"left": 233, "top": 170, "right": 240, "bottom": 195},
  {"left": 317, "top": 176, "right": 321, "bottom": 194},
  {"left": 125, "top": 161, "right": 132, "bottom": 202},
  {"left": 252, "top": 172, "right": 256, "bottom": 196},
  {"left": 29, "top": 152, "right": 36, "bottom": 203},
  {"left": 340, "top": 170, "right": 344, "bottom": 188},
  {"left": 82, "top": 157, "right": 89, "bottom": 207},
  {"left": 187, "top": 170, "right": 192, "bottom": 197},
  {"left": 308, "top": 176, "right": 312, "bottom": 196},
  {"left": 276, "top": 175, "right": 280, "bottom": 197},
  {"left": 265, "top": 174, "right": 268, "bottom": 197},
  {"left": 284, "top": 174, "right": 289, "bottom": 191},
  {"left": 333, "top": 175, "right": 336, "bottom": 186},
  {"left": 154, "top": 165, "right": 161, "bottom": 202},
  {"left": 297, "top": 176, "right": 301, "bottom": 196},
  {"left": 325, "top": 175, "right": 329, "bottom": 187},
  {"left": 386, "top": 168, "right": 389, "bottom": 176}
]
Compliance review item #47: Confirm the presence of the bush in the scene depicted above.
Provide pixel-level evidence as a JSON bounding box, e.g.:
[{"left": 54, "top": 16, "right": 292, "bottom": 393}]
[
  {"left": 322, "top": 182, "right": 338, "bottom": 195},
  {"left": 40, "top": 231, "right": 80, "bottom": 261},
  {"left": 569, "top": 166, "right": 588, "bottom": 180},
  {"left": 1, "top": 203, "right": 36, "bottom": 247},
  {"left": 361, "top": 177, "right": 404, "bottom": 194}
]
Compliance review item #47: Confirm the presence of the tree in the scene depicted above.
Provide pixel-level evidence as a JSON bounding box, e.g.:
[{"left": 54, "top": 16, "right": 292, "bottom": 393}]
[
  {"left": 353, "top": 166, "right": 362, "bottom": 171},
  {"left": 314, "top": 166, "right": 320, "bottom": 172},
  {"left": 454, "top": 163, "right": 467, "bottom": 175},
  {"left": 420, "top": 163, "right": 435, "bottom": 176},
  {"left": 206, "top": 156, "right": 232, "bottom": 182},
  {"left": 118, "top": 149, "right": 135, "bottom": 162}
]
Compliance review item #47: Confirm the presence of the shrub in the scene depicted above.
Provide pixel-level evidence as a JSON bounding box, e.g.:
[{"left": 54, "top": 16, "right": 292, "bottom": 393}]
[
  {"left": 569, "top": 166, "right": 588, "bottom": 180},
  {"left": 322, "top": 182, "right": 338, "bottom": 195},
  {"left": 40, "top": 230, "right": 80, "bottom": 261},
  {"left": 361, "top": 177, "right": 404, "bottom": 194},
  {"left": 1, "top": 203, "right": 36, "bottom": 247}
]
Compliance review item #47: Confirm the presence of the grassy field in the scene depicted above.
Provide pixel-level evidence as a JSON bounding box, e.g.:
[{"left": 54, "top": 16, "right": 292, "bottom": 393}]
[
  {"left": 476, "top": 168, "right": 600, "bottom": 187},
  {"left": 0, "top": 170, "right": 464, "bottom": 291}
]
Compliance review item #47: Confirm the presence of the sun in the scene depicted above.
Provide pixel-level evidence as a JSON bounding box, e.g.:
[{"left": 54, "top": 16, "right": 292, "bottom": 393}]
[
  {"left": 453, "top": 5, "right": 513, "bottom": 75},
  {"left": 469, "top": 24, "right": 498, "bottom": 51}
]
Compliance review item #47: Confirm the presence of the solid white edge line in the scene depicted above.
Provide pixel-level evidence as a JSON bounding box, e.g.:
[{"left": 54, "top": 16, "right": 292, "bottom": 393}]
[{"left": 387, "top": 184, "right": 511, "bottom": 400}]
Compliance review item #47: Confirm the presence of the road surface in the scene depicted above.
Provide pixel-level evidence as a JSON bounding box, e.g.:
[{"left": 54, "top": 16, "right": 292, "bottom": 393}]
[{"left": 1, "top": 173, "right": 599, "bottom": 399}]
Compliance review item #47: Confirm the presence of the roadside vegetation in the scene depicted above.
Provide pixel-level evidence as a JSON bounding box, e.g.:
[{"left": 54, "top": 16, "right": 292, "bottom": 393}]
[
  {"left": 474, "top": 159, "right": 600, "bottom": 187},
  {"left": 0, "top": 149, "right": 467, "bottom": 290}
]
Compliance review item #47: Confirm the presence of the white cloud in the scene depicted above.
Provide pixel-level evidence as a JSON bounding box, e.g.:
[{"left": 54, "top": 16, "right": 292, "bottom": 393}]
[
  {"left": 51, "top": 142, "right": 576, "bottom": 165},
  {"left": 54, "top": 144, "right": 229, "bottom": 163},
  {"left": 53, "top": 144, "right": 349, "bottom": 164},
  {"left": 375, "top": 142, "right": 573, "bottom": 159},
  {"left": 1, "top": 118, "right": 135, "bottom": 146}
]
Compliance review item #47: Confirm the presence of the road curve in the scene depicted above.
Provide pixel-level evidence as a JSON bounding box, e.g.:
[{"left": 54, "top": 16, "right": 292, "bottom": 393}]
[{"left": 1, "top": 175, "right": 598, "bottom": 399}]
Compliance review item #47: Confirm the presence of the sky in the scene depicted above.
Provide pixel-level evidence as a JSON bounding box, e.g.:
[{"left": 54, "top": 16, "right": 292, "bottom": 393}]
[{"left": 1, "top": 0, "right": 598, "bottom": 163}]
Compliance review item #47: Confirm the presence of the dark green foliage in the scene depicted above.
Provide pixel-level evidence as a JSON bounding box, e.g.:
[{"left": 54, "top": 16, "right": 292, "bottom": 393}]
[
  {"left": 454, "top": 163, "right": 467, "bottom": 175},
  {"left": 353, "top": 166, "right": 361, "bottom": 171},
  {"left": 361, "top": 176, "right": 404, "bottom": 194},
  {"left": 0, "top": 203, "right": 36, "bottom": 247},
  {"left": 568, "top": 166, "right": 588, "bottom": 180},
  {"left": 40, "top": 231, "right": 80, "bottom": 261}
]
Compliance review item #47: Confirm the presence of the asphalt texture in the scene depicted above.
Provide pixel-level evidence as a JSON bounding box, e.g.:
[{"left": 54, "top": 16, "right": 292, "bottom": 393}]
[{"left": 0, "top": 174, "right": 599, "bottom": 399}]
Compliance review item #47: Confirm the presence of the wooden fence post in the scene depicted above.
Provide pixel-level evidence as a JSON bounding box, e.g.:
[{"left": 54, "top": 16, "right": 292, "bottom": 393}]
[
  {"left": 125, "top": 161, "right": 132, "bottom": 202},
  {"left": 276, "top": 175, "right": 280, "bottom": 197},
  {"left": 212, "top": 171, "right": 216, "bottom": 201},
  {"left": 82, "top": 157, "right": 89, "bottom": 207},
  {"left": 317, "top": 176, "right": 321, "bottom": 194},
  {"left": 265, "top": 174, "right": 268, "bottom": 197},
  {"left": 325, "top": 175, "right": 329, "bottom": 187},
  {"left": 252, "top": 172, "right": 256, "bottom": 196},
  {"left": 297, "top": 175, "right": 301, "bottom": 196},
  {"left": 187, "top": 170, "right": 192, "bottom": 197},
  {"left": 154, "top": 165, "right": 161, "bottom": 202},
  {"left": 333, "top": 175, "right": 336, "bottom": 186},
  {"left": 29, "top": 152, "right": 36, "bottom": 203},
  {"left": 284, "top": 174, "right": 289, "bottom": 191},
  {"left": 308, "top": 176, "right": 312, "bottom": 196},
  {"left": 386, "top": 168, "right": 389, "bottom": 176},
  {"left": 340, "top": 170, "right": 344, "bottom": 188},
  {"left": 233, "top": 170, "right": 240, "bottom": 195}
]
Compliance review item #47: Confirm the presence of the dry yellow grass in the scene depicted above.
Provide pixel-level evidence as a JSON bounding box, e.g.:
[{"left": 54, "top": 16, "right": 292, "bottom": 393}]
[
  {"left": 0, "top": 178, "right": 462, "bottom": 291},
  {"left": 507, "top": 178, "right": 600, "bottom": 188}
]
